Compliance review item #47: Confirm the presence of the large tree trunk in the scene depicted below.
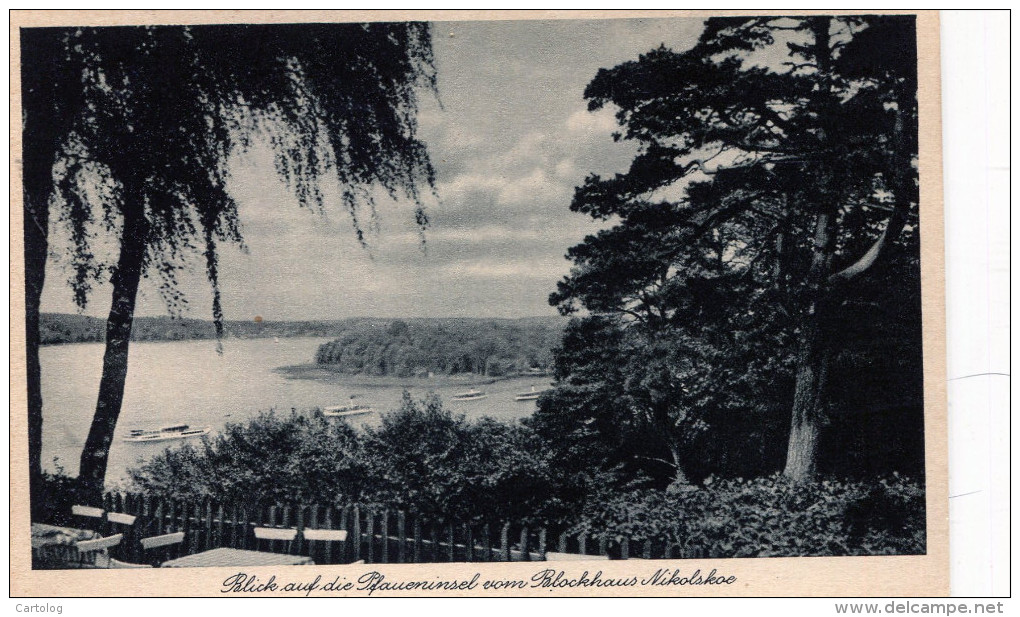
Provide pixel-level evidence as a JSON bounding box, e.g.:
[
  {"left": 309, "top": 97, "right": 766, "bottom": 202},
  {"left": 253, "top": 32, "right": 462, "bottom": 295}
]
[
  {"left": 21, "top": 30, "right": 61, "bottom": 517},
  {"left": 782, "top": 18, "right": 839, "bottom": 483},
  {"left": 783, "top": 205, "right": 836, "bottom": 482},
  {"left": 783, "top": 316, "right": 831, "bottom": 480},
  {"left": 77, "top": 205, "right": 148, "bottom": 504},
  {"left": 23, "top": 170, "right": 50, "bottom": 517}
]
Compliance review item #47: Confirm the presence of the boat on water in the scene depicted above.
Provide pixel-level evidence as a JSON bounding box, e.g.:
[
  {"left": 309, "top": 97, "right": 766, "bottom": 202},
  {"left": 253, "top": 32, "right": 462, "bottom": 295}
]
[
  {"left": 514, "top": 386, "right": 552, "bottom": 402},
  {"left": 322, "top": 404, "right": 375, "bottom": 418},
  {"left": 123, "top": 424, "right": 211, "bottom": 443},
  {"left": 451, "top": 389, "right": 488, "bottom": 402}
]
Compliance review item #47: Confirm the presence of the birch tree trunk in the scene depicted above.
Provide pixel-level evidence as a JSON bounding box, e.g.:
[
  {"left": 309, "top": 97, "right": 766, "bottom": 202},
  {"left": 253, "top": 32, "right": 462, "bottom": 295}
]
[{"left": 77, "top": 203, "right": 148, "bottom": 503}]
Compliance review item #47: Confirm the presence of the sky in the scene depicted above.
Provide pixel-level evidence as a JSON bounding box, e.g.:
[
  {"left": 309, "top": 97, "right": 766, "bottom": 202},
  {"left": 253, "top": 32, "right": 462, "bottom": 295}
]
[{"left": 40, "top": 16, "right": 706, "bottom": 321}]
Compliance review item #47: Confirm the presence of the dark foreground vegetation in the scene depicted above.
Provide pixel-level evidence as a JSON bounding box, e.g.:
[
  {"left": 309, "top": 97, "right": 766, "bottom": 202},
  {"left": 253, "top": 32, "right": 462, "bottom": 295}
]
[{"left": 116, "top": 395, "right": 925, "bottom": 558}]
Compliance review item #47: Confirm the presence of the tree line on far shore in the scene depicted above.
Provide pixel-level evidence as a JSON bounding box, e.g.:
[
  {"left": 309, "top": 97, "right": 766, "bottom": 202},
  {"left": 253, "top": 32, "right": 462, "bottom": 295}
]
[
  {"left": 39, "top": 312, "right": 342, "bottom": 345},
  {"left": 38, "top": 313, "right": 563, "bottom": 364}
]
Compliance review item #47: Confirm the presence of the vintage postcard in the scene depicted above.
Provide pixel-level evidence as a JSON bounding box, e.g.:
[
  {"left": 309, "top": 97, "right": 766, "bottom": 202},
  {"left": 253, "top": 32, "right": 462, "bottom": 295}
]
[{"left": 10, "top": 10, "right": 947, "bottom": 597}]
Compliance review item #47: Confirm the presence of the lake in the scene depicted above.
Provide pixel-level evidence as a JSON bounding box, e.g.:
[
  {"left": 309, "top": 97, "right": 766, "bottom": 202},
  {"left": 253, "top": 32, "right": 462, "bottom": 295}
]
[{"left": 39, "top": 337, "right": 548, "bottom": 487}]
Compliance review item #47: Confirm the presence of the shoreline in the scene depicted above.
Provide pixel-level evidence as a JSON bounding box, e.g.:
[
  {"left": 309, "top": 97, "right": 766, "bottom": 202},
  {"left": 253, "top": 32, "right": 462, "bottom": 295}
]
[{"left": 274, "top": 363, "right": 551, "bottom": 389}]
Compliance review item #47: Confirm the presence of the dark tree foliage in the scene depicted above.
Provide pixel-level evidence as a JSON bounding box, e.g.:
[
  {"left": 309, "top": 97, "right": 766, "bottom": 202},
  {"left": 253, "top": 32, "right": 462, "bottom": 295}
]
[
  {"left": 129, "top": 396, "right": 558, "bottom": 525},
  {"left": 545, "top": 16, "right": 921, "bottom": 483},
  {"left": 527, "top": 318, "right": 640, "bottom": 493},
  {"left": 21, "top": 22, "right": 438, "bottom": 504},
  {"left": 364, "top": 393, "right": 556, "bottom": 523},
  {"left": 128, "top": 410, "right": 370, "bottom": 505}
]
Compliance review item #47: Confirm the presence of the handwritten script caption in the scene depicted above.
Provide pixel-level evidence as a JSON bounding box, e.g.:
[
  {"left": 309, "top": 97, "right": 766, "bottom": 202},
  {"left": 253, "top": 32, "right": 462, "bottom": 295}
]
[{"left": 222, "top": 567, "right": 737, "bottom": 596}]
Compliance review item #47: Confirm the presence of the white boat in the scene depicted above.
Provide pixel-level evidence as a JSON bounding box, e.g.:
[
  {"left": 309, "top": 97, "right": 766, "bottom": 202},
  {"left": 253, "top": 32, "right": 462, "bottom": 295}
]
[
  {"left": 123, "top": 424, "right": 211, "bottom": 443},
  {"left": 322, "top": 404, "right": 375, "bottom": 418},
  {"left": 514, "top": 386, "right": 552, "bottom": 402},
  {"left": 451, "top": 389, "right": 488, "bottom": 402}
]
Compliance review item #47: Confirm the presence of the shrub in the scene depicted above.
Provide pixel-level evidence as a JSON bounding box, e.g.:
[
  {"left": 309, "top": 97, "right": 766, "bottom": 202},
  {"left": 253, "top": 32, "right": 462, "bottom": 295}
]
[
  {"left": 34, "top": 465, "right": 80, "bottom": 525},
  {"left": 574, "top": 473, "right": 925, "bottom": 557},
  {"left": 128, "top": 395, "right": 559, "bottom": 523},
  {"left": 129, "top": 409, "right": 368, "bottom": 505},
  {"left": 362, "top": 392, "right": 556, "bottom": 523}
]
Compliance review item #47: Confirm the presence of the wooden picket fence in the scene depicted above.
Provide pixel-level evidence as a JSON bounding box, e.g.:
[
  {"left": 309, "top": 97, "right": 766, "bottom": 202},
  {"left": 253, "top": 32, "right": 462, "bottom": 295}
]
[{"left": 86, "top": 492, "right": 707, "bottom": 565}]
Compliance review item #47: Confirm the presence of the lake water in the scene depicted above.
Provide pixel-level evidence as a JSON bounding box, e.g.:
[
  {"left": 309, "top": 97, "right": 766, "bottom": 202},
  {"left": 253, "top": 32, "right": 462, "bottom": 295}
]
[{"left": 40, "top": 337, "right": 547, "bottom": 487}]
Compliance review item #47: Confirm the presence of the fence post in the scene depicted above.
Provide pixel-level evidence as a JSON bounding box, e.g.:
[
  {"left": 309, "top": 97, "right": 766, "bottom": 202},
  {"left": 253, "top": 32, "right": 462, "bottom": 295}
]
[
  {"left": 447, "top": 522, "right": 455, "bottom": 562},
  {"left": 413, "top": 517, "right": 422, "bottom": 564},
  {"left": 103, "top": 493, "right": 114, "bottom": 534},
  {"left": 239, "top": 507, "right": 250, "bottom": 550},
  {"left": 154, "top": 500, "right": 165, "bottom": 535},
  {"left": 128, "top": 494, "right": 140, "bottom": 561},
  {"left": 167, "top": 500, "right": 177, "bottom": 535},
  {"left": 380, "top": 510, "right": 389, "bottom": 564},
  {"left": 643, "top": 539, "right": 652, "bottom": 560},
  {"left": 193, "top": 501, "right": 204, "bottom": 552},
  {"left": 338, "top": 506, "right": 349, "bottom": 564},
  {"left": 352, "top": 506, "right": 361, "bottom": 562},
  {"left": 397, "top": 511, "right": 407, "bottom": 563},
  {"left": 598, "top": 534, "right": 608, "bottom": 557},
  {"left": 294, "top": 505, "right": 304, "bottom": 556},
  {"left": 558, "top": 531, "right": 567, "bottom": 554},
  {"left": 538, "top": 528, "right": 547, "bottom": 561},
  {"left": 500, "top": 523, "right": 510, "bottom": 562},
  {"left": 282, "top": 505, "right": 293, "bottom": 554},
  {"left": 423, "top": 525, "right": 434, "bottom": 562},
  {"left": 519, "top": 527, "right": 530, "bottom": 562},
  {"left": 369, "top": 509, "right": 381, "bottom": 562},
  {"left": 183, "top": 501, "right": 196, "bottom": 554},
  {"left": 621, "top": 536, "right": 629, "bottom": 560},
  {"left": 306, "top": 505, "right": 318, "bottom": 563},
  {"left": 230, "top": 505, "right": 240, "bottom": 549},
  {"left": 464, "top": 524, "right": 474, "bottom": 562},
  {"left": 166, "top": 499, "right": 180, "bottom": 562},
  {"left": 215, "top": 503, "right": 224, "bottom": 550},
  {"left": 322, "top": 507, "right": 335, "bottom": 564},
  {"left": 578, "top": 533, "right": 587, "bottom": 556},
  {"left": 424, "top": 524, "right": 437, "bottom": 562},
  {"left": 157, "top": 496, "right": 167, "bottom": 532},
  {"left": 483, "top": 524, "right": 492, "bottom": 562}
]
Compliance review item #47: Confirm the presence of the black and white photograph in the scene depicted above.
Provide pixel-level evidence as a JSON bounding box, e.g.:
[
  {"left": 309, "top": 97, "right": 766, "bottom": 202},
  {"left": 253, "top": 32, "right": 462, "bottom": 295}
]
[{"left": 12, "top": 10, "right": 948, "bottom": 596}]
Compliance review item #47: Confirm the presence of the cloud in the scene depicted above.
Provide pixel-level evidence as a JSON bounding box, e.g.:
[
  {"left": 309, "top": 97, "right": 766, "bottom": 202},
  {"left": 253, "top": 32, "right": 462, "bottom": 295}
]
[
  {"left": 41, "top": 17, "right": 706, "bottom": 321},
  {"left": 441, "top": 258, "right": 572, "bottom": 280},
  {"left": 566, "top": 107, "right": 618, "bottom": 136}
]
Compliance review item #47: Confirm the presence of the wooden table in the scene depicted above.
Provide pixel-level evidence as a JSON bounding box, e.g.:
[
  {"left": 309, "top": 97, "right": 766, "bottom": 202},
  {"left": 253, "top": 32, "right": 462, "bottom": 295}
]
[
  {"left": 160, "top": 547, "right": 314, "bottom": 568},
  {"left": 31, "top": 523, "right": 102, "bottom": 569}
]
